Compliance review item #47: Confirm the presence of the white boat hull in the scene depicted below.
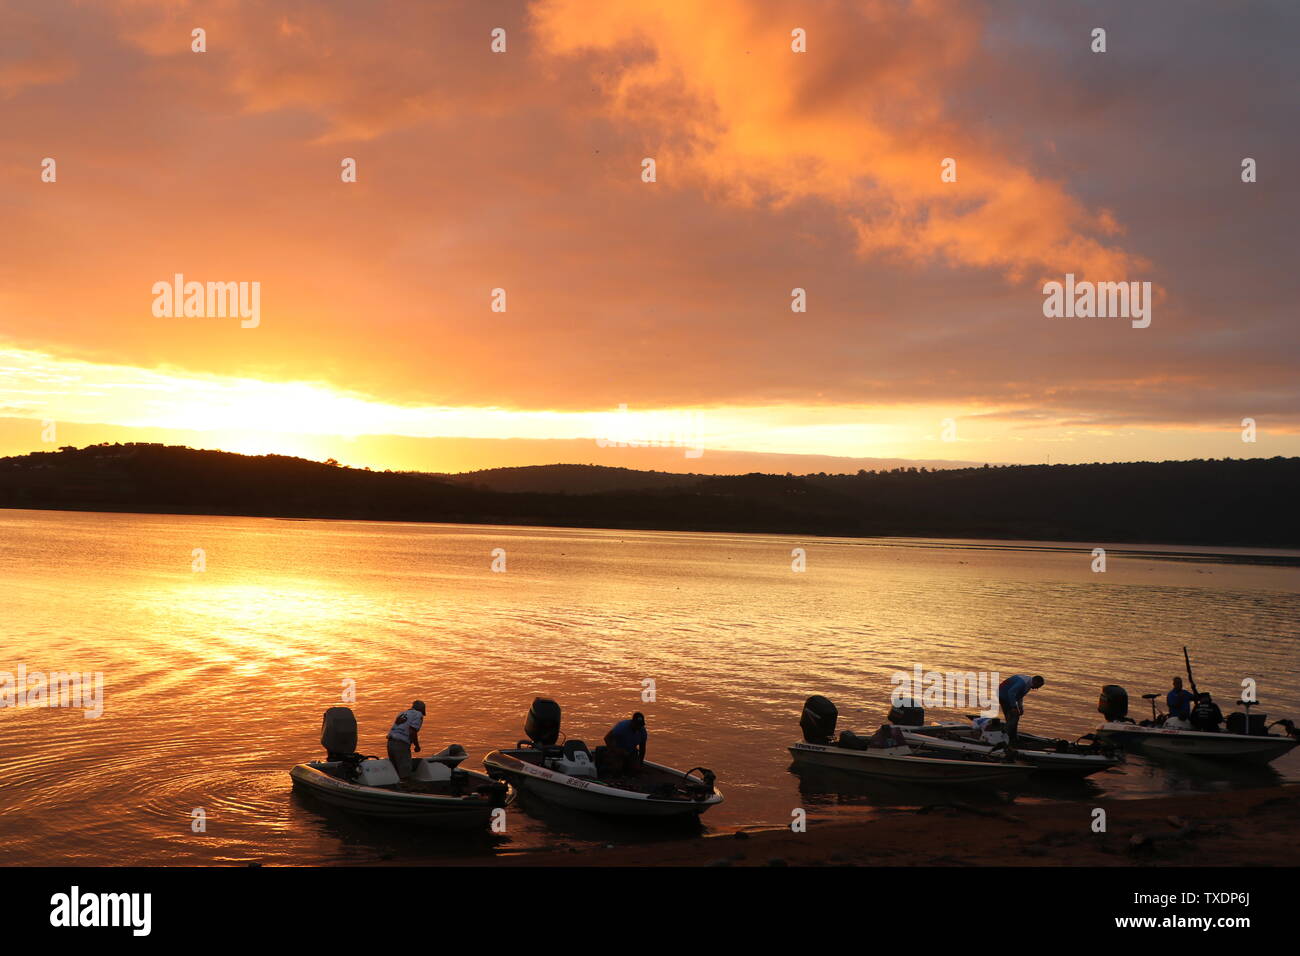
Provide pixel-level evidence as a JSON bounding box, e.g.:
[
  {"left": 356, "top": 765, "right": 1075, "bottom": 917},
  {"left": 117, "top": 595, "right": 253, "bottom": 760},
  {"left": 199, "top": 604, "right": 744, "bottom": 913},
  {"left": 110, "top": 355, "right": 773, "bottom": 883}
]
[
  {"left": 898, "top": 728, "right": 1118, "bottom": 777},
  {"left": 290, "top": 762, "right": 505, "bottom": 830},
  {"left": 482, "top": 750, "right": 723, "bottom": 819},
  {"left": 1095, "top": 722, "right": 1298, "bottom": 764},
  {"left": 789, "top": 742, "right": 1033, "bottom": 785}
]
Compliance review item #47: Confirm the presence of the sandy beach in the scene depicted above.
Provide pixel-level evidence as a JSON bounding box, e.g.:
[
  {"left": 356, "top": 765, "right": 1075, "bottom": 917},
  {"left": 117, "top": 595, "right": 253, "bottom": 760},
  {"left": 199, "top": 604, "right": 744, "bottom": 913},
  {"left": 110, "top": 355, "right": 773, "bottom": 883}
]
[{"left": 473, "top": 785, "right": 1300, "bottom": 867}]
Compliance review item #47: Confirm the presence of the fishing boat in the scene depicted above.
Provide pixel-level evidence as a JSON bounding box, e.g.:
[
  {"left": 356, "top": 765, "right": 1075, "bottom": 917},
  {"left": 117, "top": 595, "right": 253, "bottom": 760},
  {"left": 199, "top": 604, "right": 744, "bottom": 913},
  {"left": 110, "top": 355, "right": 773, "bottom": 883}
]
[
  {"left": 290, "top": 707, "right": 509, "bottom": 830},
  {"left": 789, "top": 695, "right": 1035, "bottom": 786},
  {"left": 1094, "top": 684, "right": 1298, "bottom": 765},
  {"left": 896, "top": 718, "right": 1120, "bottom": 777},
  {"left": 482, "top": 698, "right": 723, "bottom": 819}
]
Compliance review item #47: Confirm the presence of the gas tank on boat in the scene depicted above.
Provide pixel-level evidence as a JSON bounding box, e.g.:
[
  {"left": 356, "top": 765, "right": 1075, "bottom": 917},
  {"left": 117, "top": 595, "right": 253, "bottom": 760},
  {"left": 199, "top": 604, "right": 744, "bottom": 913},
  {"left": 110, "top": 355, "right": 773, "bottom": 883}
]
[
  {"left": 321, "top": 706, "right": 358, "bottom": 759},
  {"left": 525, "top": 697, "right": 562, "bottom": 746},
  {"left": 800, "top": 695, "right": 838, "bottom": 744},
  {"left": 1098, "top": 685, "right": 1129, "bottom": 721}
]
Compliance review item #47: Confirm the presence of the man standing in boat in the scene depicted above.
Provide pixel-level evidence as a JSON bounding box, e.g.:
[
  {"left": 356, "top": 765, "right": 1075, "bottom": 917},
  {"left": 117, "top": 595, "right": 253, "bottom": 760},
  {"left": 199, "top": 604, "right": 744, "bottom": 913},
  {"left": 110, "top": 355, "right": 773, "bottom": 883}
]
[
  {"left": 387, "top": 699, "right": 425, "bottom": 779},
  {"left": 603, "top": 711, "right": 648, "bottom": 776},
  {"left": 998, "top": 674, "right": 1045, "bottom": 745}
]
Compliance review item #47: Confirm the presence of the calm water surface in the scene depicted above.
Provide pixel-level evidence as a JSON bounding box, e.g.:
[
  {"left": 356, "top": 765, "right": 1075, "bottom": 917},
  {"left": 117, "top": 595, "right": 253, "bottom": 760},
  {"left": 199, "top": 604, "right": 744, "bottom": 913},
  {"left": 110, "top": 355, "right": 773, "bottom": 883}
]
[{"left": 2, "top": 509, "right": 1297, "bottom": 864}]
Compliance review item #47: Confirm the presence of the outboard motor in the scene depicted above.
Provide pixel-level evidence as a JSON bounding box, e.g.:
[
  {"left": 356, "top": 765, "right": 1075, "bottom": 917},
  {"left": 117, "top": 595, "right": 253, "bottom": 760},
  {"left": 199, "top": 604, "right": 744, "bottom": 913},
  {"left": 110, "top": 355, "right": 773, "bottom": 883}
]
[
  {"left": 800, "top": 695, "right": 838, "bottom": 744},
  {"left": 321, "top": 706, "right": 358, "bottom": 761},
  {"left": 524, "top": 697, "right": 562, "bottom": 746},
  {"left": 887, "top": 697, "right": 924, "bottom": 727},
  {"left": 1098, "top": 685, "right": 1129, "bottom": 722}
]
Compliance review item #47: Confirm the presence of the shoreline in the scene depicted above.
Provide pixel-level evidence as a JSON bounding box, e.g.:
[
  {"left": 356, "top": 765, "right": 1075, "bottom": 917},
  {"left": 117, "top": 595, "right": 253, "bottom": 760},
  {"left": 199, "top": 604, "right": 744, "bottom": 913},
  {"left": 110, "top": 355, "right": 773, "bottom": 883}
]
[
  {"left": 465, "top": 786, "right": 1300, "bottom": 867},
  {"left": 3, "top": 505, "right": 1298, "bottom": 562}
]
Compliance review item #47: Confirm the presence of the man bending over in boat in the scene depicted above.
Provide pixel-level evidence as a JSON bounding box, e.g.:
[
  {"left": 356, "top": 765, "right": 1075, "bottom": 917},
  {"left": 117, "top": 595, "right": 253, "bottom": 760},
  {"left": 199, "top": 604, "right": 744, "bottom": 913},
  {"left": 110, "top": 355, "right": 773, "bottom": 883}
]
[
  {"left": 998, "top": 674, "right": 1045, "bottom": 745},
  {"left": 603, "top": 712, "right": 648, "bottom": 776},
  {"left": 1166, "top": 677, "right": 1196, "bottom": 726},
  {"left": 387, "top": 700, "right": 425, "bottom": 779}
]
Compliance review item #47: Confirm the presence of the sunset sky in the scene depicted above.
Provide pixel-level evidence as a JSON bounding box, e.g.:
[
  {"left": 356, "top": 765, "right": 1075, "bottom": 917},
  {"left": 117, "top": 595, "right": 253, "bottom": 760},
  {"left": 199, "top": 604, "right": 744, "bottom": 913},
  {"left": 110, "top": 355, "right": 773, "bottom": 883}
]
[{"left": 2, "top": 0, "right": 1297, "bottom": 473}]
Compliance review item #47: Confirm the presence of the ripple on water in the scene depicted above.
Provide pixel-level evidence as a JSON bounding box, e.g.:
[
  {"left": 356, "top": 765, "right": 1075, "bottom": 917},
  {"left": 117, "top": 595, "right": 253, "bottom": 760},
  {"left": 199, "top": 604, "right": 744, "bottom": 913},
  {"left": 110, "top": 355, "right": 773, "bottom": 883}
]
[{"left": 1, "top": 513, "right": 1297, "bottom": 863}]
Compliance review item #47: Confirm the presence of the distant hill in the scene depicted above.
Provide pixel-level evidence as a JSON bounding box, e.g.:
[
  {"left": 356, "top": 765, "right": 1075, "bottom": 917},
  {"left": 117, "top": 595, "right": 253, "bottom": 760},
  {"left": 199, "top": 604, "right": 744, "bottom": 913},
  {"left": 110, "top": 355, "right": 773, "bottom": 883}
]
[
  {"left": 439, "top": 464, "right": 700, "bottom": 494},
  {"left": 2, "top": 443, "right": 1298, "bottom": 549}
]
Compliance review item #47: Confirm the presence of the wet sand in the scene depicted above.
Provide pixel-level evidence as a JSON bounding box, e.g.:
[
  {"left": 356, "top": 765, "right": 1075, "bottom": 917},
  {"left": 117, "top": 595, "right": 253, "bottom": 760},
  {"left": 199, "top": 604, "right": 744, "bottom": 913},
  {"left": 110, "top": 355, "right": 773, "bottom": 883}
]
[{"left": 474, "top": 785, "right": 1300, "bottom": 866}]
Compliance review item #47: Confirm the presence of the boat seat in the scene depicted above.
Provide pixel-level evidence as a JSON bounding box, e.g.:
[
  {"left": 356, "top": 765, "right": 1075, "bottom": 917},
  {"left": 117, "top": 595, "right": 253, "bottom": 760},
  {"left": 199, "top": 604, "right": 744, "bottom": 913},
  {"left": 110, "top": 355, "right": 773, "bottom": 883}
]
[
  {"left": 355, "top": 758, "right": 401, "bottom": 787},
  {"left": 564, "top": 740, "right": 592, "bottom": 761},
  {"left": 427, "top": 744, "right": 469, "bottom": 768},
  {"left": 838, "top": 731, "right": 870, "bottom": 750},
  {"left": 409, "top": 759, "right": 453, "bottom": 783},
  {"left": 553, "top": 739, "right": 597, "bottom": 778}
]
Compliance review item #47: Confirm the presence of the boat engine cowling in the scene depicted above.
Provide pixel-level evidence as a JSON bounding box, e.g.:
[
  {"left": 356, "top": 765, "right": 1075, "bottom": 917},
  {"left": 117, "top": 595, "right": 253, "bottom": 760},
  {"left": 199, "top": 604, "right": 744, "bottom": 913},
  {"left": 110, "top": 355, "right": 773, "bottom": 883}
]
[
  {"left": 525, "top": 697, "right": 562, "bottom": 746},
  {"left": 321, "top": 706, "right": 358, "bottom": 760},
  {"left": 800, "top": 695, "right": 838, "bottom": 744},
  {"left": 1098, "top": 685, "right": 1129, "bottom": 721}
]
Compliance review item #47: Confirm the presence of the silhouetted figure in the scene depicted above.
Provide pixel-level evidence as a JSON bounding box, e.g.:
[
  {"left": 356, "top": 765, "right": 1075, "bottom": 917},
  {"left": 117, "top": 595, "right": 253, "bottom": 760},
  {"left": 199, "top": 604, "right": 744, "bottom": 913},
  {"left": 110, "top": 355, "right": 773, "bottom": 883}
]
[
  {"left": 603, "top": 712, "right": 647, "bottom": 775},
  {"left": 1166, "top": 677, "right": 1195, "bottom": 722},
  {"left": 1190, "top": 693, "right": 1224, "bottom": 732},
  {"left": 386, "top": 700, "right": 425, "bottom": 779},
  {"left": 998, "top": 674, "right": 1045, "bottom": 745}
]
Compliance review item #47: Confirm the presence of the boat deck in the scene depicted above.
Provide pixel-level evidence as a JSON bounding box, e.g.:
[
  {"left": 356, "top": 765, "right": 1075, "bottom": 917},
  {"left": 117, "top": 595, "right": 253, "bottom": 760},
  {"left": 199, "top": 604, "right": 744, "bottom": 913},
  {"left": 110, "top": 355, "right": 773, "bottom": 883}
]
[{"left": 502, "top": 747, "right": 698, "bottom": 797}]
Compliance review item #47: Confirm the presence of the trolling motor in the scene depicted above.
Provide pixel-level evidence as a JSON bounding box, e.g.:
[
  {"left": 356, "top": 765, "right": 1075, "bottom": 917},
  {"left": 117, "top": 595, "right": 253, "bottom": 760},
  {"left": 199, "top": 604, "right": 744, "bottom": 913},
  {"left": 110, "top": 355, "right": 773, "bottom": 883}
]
[
  {"left": 1141, "top": 693, "right": 1165, "bottom": 726},
  {"left": 680, "top": 767, "right": 717, "bottom": 800},
  {"left": 1269, "top": 719, "right": 1298, "bottom": 740}
]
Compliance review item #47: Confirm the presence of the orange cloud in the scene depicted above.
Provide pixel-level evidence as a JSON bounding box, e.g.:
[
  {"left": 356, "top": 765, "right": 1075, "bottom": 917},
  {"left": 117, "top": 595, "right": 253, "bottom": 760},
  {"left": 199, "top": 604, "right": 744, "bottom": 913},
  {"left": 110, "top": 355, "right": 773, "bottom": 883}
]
[
  {"left": 532, "top": 0, "right": 1144, "bottom": 282},
  {"left": 0, "top": 0, "right": 1294, "bottom": 458}
]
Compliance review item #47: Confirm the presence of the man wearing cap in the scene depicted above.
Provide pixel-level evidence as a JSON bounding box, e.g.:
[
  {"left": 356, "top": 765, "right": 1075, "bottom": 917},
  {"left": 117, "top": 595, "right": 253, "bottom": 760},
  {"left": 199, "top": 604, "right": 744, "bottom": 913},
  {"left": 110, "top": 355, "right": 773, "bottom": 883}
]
[
  {"left": 387, "top": 699, "right": 425, "bottom": 779},
  {"left": 603, "top": 711, "right": 648, "bottom": 776}
]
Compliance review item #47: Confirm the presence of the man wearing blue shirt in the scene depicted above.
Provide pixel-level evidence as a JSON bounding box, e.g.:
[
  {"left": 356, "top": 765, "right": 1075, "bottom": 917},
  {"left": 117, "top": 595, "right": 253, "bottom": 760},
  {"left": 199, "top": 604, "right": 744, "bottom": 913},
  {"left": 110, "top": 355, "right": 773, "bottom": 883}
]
[
  {"left": 603, "top": 712, "right": 648, "bottom": 775},
  {"left": 1166, "top": 677, "right": 1195, "bottom": 723},
  {"left": 998, "top": 674, "right": 1045, "bottom": 744}
]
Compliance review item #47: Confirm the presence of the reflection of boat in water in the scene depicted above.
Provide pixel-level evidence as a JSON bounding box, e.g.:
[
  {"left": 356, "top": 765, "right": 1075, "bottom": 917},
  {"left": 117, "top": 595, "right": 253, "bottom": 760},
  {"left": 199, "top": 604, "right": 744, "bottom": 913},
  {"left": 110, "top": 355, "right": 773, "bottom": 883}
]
[
  {"left": 1095, "top": 684, "right": 1299, "bottom": 766},
  {"left": 791, "top": 761, "right": 1008, "bottom": 806},
  {"left": 1123, "top": 747, "right": 1286, "bottom": 792},
  {"left": 788, "top": 696, "right": 1034, "bottom": 788},
  {"left": 483, "top": 698, "right": 723, "bottom": 820},
  {"left": 290, "top": 707, "right": 509, "bottom": 831}
]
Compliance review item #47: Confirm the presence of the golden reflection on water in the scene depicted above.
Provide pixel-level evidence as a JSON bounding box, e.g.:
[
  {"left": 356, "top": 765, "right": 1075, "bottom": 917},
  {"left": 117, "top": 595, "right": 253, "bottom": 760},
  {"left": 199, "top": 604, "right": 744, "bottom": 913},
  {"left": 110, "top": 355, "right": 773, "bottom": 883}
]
[{"left": 1, "top": 509, "right": 1298, "bottom": 864}]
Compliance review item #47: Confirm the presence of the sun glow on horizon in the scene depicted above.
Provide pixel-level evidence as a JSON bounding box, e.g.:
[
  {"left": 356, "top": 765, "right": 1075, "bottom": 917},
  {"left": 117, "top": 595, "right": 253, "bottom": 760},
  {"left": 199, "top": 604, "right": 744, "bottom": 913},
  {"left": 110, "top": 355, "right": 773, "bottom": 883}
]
[
  {"left": 0, "top": 345, "right": 943, "bottom": 459},
  {"left": 2, "top": 344, "right": 1293, "bottom": 471}
]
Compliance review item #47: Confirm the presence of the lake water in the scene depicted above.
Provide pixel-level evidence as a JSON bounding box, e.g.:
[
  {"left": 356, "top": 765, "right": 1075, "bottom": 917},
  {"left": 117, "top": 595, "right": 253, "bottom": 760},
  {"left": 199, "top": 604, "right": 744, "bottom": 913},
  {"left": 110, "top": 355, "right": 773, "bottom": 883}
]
[{"left": 1, "top": 508, "right": 1297, "bottom": 864}]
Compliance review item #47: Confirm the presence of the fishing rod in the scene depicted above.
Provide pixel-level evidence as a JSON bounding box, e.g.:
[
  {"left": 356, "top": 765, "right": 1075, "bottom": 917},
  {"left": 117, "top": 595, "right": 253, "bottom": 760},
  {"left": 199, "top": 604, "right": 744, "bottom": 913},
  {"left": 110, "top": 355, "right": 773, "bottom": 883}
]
[{"left": 1183, "top": 645, "right": 1200, "bottom": 700}]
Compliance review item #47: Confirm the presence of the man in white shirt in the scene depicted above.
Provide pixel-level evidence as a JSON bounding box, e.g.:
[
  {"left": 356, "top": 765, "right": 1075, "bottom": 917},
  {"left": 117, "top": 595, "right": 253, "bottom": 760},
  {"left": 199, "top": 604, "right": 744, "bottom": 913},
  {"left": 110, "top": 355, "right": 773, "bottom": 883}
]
[{"left": 387, "top": 700, "right": 425, "bottom": 779}]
